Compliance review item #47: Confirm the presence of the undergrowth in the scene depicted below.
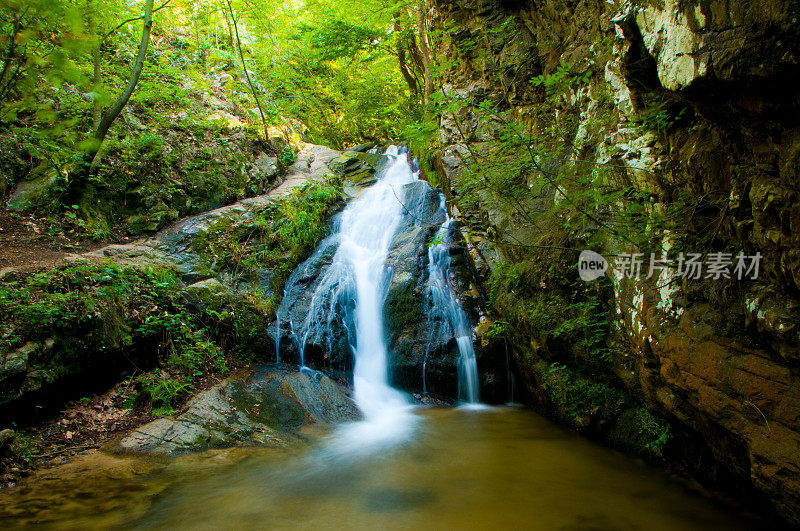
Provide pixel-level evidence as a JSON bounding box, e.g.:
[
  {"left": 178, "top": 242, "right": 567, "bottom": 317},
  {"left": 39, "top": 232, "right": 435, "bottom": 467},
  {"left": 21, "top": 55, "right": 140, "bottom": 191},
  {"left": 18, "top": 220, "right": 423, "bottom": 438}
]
[
  {"left": 191, "top": 176, "right": 343, "bottom": 312},
  {"left": 0, "top": 260, "right": 267, "bottom": 417}
]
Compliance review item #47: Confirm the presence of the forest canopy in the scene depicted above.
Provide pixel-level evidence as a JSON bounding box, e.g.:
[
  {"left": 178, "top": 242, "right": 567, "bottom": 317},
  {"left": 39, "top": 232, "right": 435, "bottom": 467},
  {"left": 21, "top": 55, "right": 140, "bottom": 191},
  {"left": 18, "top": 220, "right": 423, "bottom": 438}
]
[{"left": 0, "top": 0, "right": 434, "bottom": 236}]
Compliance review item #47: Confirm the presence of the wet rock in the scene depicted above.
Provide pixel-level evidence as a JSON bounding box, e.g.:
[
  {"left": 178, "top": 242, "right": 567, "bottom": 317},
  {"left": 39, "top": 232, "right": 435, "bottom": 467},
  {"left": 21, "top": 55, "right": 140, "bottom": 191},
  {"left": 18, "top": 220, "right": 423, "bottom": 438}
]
[
  {"left": 273, "top": 235, "right": 351, "bottom": 367},
  {"left": 114, "top": 368, "right": 359, "bottom": 456},
  {"left": 327, "top": 150, "right": 393, "bottom": 199},
  {"left": 0, "top": 429, "right": 13, "bottom": 450},
  {"left": 382, "top": 180, "right": 485, "bottom": 398}
]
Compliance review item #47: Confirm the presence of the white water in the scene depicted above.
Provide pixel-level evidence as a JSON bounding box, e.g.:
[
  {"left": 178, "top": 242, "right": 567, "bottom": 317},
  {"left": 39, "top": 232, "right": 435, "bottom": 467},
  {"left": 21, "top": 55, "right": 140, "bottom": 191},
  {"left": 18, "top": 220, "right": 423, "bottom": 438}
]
[
  {"left": 295, "top": 146, "right": 420, "bottom": 454},
  {"left": 285, "top": 146, "right": 483, "bottom": 455},
  {"left": 425, "top": 194, "right": 480, "bottom": 404}
]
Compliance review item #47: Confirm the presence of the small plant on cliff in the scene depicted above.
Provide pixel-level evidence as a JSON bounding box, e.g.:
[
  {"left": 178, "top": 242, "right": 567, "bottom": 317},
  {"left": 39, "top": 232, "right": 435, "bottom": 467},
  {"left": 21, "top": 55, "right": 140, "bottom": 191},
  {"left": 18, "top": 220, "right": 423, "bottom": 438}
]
[{"left": 634, "top": 98, "right": 687, "bottom": 136}]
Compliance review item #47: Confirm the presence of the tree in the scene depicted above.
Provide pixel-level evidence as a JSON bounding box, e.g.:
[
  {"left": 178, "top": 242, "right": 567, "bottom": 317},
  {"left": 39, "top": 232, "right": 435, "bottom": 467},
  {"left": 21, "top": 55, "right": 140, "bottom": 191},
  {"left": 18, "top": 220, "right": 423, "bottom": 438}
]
[
  {"left": 416, "top": 1, "right": 432, "bottom": 104},
  {"left": 222, "top": 0, "right": 270, "bottom": 142},
  {"left": 86, "top": 0, "right": 155, "bottom": 174}
]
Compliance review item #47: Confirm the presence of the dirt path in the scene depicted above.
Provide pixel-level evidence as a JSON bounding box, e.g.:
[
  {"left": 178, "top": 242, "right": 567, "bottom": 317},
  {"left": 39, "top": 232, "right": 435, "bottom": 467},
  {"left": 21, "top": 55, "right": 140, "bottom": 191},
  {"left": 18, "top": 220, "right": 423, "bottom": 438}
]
[{"left": 0, "top": 212, "right": 104, "bottom": 276}]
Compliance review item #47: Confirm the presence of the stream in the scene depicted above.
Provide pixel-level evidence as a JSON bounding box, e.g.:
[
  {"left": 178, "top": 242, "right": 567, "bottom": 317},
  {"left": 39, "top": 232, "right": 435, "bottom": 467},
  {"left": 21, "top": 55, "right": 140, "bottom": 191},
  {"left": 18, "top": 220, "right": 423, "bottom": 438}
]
[{"left": 0, "top": 407, "right": 756, "bottom": 529}]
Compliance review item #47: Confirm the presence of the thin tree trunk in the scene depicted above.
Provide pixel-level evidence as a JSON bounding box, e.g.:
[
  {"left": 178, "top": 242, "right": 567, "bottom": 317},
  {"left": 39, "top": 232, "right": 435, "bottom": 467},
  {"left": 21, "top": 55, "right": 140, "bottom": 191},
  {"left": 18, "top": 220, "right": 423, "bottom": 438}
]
[
  {"left": 92, "top": 45, "right": 102, "bottom": 131},
  {"left": 416, "top": 1, "right": 432, "bottom": 104},
  {"left": 86, "top": 0, "right": 102, "bottom": 131},
  {"left": 87, "top": 0, "right": 155, "bottom": 173},
  {"left": 224, "top": 0, "right": 270, "bottom": 141},
  {"left": 0, "top": 11, "right": 25, "bottom": 104},
  {"left": 394, "top": 11, "right": 419, "bottom": 96}
]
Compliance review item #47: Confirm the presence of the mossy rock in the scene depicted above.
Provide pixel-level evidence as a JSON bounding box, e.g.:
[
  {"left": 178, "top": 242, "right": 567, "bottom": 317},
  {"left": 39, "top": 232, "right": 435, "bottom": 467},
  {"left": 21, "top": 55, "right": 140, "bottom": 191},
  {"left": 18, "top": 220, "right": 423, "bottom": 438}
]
[
  {"left": 6, "top": 168, "right": 58, "bottom": 211},
  {"left": 607, "top": 407, "right": 671, "bottom": 458},
  {"left": 114, "top": 368, "right": 359, "bottom": 456},
  {"left": 385, "top": 279, "right": 424, "bottom": 341},
  {"left": 125, "top": 209, "right": 180, "bottom": 234}
]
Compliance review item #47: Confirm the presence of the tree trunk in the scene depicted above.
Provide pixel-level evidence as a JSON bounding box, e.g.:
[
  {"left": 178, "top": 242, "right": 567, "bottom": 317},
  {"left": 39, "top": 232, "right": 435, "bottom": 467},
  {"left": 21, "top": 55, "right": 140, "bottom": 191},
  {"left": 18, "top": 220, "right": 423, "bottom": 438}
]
[
  {"left": 0, "top": 11, "right": 25, "bottom": 104},
  {"left": 224, "top": 0, "right": 270, "bottom": 142},
  {"left": 86, "top": 0, "right": 102, "bottom": 132},
  {"left": 416, "top": 1, "right": 432, "bottom": 104},
  {"left": 87, "top": 0, "right": 155, "bottom": 174},
  {"left": 394, "top": 11, "right": 420, "bottom": 96}
]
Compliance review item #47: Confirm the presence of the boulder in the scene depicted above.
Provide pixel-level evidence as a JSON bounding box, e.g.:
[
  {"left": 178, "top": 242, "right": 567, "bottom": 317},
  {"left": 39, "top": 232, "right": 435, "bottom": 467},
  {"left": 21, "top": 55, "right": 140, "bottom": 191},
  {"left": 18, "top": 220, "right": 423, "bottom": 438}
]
[
  {"left": 7, "top": 168, "right": 58, "bottom": 211},
  {"left": 1, "top": 342, "right": 38, "bottom": 381},
  {"left": 114, "top": 368, "right": 359, "bottom": 456},
  {"left": 249, "top": 153, "right": 279, "bottom": 185}
]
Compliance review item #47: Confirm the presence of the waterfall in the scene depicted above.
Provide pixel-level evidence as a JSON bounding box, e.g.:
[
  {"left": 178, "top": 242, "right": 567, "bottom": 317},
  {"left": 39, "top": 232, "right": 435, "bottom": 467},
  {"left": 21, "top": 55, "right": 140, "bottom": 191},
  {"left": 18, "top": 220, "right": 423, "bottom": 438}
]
[
  {"left": 289, "top": 146, "right": 420, "bottom": 452},
  {"left": 425, "top": 194, "right": 480, "bottom": 404},
  {"left": 278, "top": 146, "right": 483, "bottom": 454}
]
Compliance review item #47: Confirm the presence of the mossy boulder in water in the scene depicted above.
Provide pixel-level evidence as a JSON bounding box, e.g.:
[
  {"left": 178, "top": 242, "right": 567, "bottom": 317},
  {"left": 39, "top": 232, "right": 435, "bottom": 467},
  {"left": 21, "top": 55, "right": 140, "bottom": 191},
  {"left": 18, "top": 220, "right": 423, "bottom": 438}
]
[{"left": 114, "top": 367, "right": 359, "bottom": 456}]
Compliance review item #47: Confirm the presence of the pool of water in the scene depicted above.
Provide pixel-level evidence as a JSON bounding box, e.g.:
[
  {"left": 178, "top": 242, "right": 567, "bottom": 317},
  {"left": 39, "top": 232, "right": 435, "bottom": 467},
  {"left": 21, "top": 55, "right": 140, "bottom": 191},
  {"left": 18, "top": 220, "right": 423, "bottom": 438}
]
[{"left": 0, "top": 407, "right": 758, "bottom": 529}]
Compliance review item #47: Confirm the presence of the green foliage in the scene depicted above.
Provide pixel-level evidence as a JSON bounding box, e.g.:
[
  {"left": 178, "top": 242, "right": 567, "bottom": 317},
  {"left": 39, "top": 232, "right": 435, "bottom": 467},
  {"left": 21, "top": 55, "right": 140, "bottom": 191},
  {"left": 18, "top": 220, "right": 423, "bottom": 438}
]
[
  {"left": 401, "top": 117, "right": 441, "bottom": 186},
  {"left": 0, "top": 0, "right": 424, "bottom": 237},
  {"left": 531, "top": 63, "right": 592, "bottom": 96},
  {"left": 533, "top": 360, "right": 671, "bottom": 458},
  {"left": 537, "top": 360, "right": 626, "bottom": 422},
  {"left": 7, "top": 431, "right": 44, "bottom": 466},
  {"left": 634, "top": 98, "right": 687, "bottom": 136},
  {"left": 488, "top": 259, "right": 613, "bottom": 363},
  {"left": 132, "top": 373, "right": 191, "bottom": 416},
  {"left": 0, "top": 260, "right": 264, "bottom": 414},
  {"left": 192, "top": 177, "right": 342, "bottom": 300},
  {"left": 609, "top": 407, "right": 672, "bottom": 458}
]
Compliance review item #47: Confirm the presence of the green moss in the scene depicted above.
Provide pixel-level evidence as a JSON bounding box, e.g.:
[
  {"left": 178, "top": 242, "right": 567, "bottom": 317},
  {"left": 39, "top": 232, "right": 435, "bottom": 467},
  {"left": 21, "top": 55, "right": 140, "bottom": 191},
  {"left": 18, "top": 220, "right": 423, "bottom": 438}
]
[
  {"left": 524, "top": 357, "right": 671, "bottom": 459},
  {"left": 534, "top": 360, "right": 626, "bottom": 423},
  {"left": 228, "top": 379, "right": 305, "bottom": 430},
  {"left": 384, "top": 280, "right": 423, "bottom": 341},
  {"left": 609, "top": 407, "right": 672, "bottom": 458},
  {"left": 489, "top": 258, "right": 614, "bottom": 365},
  {"left": 0, "top": 260, "right": 266, "bottom": 415},
  {"left": 191, "top": 178, "right": 342, "bottom": 300}
]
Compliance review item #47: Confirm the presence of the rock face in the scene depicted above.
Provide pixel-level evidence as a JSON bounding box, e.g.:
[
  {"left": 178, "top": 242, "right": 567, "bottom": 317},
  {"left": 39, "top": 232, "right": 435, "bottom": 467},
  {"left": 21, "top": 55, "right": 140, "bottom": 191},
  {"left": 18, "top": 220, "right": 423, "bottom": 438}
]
[
  {"left": 384, "top": 180, "right": 449, "bottom": 394},
  {"left": 430, "top": 0, "right": 800, "bottom": 524},
  {"left": 115, "top": 368, "right": 359, "bottom": 455}
]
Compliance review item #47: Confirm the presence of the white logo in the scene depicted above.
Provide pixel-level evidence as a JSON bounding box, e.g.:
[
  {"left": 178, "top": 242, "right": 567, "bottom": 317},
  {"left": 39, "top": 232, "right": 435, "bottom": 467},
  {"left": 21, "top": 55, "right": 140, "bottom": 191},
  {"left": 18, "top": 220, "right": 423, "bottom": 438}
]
[{"left": 578, "top": 250, "right": 608, "bottom": 281}]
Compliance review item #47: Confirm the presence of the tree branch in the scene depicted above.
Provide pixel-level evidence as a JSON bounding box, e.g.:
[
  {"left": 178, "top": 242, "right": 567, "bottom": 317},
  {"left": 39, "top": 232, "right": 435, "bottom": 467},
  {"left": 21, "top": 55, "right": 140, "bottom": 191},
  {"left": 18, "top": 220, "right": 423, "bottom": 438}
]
[
  {"left": 100, "top": 0, "right": 172, "bottom": 43},
  {"left": 87, "top": 0, "right": 155, "bottom": 174},
  {"left": 223, "top": 0, "right": 270, "bottom": 142}
]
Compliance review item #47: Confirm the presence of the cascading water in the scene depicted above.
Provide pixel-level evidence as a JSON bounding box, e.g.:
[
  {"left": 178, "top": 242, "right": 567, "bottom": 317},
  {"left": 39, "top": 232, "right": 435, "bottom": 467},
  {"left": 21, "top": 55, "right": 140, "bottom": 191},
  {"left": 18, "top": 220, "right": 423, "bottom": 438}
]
[
  {"left": 276, "top": 145, "right": 484, "bottom": 456},
  {"left": 425, "top": 194, "right": 480, "bottom": 404},
  {"left": 288, "top": 146, "right": 420, "bottom": 453}
]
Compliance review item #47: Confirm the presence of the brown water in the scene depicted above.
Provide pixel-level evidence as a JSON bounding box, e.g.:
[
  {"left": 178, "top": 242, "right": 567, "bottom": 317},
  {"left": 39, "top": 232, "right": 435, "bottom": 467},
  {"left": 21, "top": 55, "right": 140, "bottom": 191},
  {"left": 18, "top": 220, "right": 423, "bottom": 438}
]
[{"left": 0, "top": 407, "right": 758, "bottom": 530}]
